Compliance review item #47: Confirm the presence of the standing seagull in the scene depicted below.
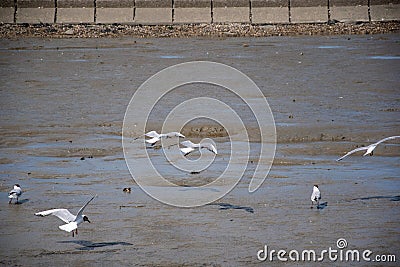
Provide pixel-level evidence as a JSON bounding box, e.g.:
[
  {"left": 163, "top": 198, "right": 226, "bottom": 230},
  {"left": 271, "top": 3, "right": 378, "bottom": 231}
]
[
  {"left": 337, "top": 135, "right": 400, "bottom": 161},
  {"left": 35, "top": 195, "right": 96, "bottom": 237},
  {"left": 180, "top": 140, "right": 218, "bottom": 156},
  {"left": 8, "top": 184, "right": 22, "bottom": 204},
  {"left": 143, "top": 131, "right": 185, "bottom": 146},
  {"left": 310, "top": 185, "right": 321, "bottom": 209}
]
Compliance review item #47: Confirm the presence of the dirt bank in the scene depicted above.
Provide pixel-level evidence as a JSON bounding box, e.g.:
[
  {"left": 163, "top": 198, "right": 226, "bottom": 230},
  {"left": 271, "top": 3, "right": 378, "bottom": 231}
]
[{"left": 1, "top": 21, "right": 399, "bottom": 38}]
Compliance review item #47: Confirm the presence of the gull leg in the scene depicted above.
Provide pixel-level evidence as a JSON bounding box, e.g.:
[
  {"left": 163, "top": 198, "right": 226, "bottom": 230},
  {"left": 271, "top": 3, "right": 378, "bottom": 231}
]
[
  {"left": 310, "top": 201, "right": 314, "bottom": 209},
  {"left": 9, "top": 198, "right": 12, "bottom": 204},
  {"left": 72, "top": 231, "right": 74, "bottom": 237},
  {"left": 16, "top": 197, "right": 19, "bottom": 204}
]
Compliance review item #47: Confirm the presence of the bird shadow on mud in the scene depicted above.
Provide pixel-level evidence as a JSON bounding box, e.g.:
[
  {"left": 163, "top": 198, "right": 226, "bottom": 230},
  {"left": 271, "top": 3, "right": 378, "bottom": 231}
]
[
  {"left": 58, "top": 240, "right": 133, "bottom": 251},
  {"left": 208, "top": 203, "right": 254, "bottom": 213},
  {"left": 11, "top": 199, "right": 29, "bottom": 205},
  {"left": 316, "top": 202, "right": 328, "bottom": 210},
  {"left": 352, "top": 195, "right": 400, "bottom": 201}
]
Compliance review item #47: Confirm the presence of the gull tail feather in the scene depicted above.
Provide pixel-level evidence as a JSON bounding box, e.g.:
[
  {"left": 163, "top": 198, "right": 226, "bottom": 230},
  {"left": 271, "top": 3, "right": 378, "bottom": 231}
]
[{"left": 59, "top": 222, "right": 78, "bottom": 232}]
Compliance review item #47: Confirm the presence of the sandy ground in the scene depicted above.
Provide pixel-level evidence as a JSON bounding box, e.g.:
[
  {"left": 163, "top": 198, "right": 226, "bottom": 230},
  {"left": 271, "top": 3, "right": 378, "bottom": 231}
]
[{"left": 0, "top": 34, "right": 399, "bottom": 266}]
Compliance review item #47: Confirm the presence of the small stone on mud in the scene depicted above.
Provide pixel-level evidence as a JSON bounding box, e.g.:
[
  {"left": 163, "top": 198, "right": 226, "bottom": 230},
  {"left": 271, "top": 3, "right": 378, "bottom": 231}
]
[
  {"left": 64, "top": 29, "right": 74, "bottom": 35},
  {"left": 123, "top": 187, "right": 131, "bottom": 193}
]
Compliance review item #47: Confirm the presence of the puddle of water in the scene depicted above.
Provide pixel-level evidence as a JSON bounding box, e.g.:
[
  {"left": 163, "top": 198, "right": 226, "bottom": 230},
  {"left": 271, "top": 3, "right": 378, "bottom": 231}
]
[
  {"left": 159, "top": 55, "right": 185, "bottom": 59},
  {"left": 368, "top": 55, "right": 400, "bottom": 60},
  {"left": 317, "top": 45, "right": 346, "bottom": 49}
]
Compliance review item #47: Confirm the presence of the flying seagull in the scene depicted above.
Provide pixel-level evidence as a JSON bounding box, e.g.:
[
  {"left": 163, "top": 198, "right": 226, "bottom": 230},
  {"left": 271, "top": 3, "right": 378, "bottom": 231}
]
[
  {"left": 144, "top": 130, "right": 185, "bottom": 146},
  {"left": 35, "top": 195, "right": 96, "bottom": 237},
  {"left": 310, "top": 185, "right": 321, "bottom": 209},
  {"left": 337, "top": 135, "right": 400, "bottom": 161},
  {"left": 180, "top": 140, "right": 218, "bottom": 156},
  {"left": 8, "top": 184, "right": 22, "bottom": 204}
]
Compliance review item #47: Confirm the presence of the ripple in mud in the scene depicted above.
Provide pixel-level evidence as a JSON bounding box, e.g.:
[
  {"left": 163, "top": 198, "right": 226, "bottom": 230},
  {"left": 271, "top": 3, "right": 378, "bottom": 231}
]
[
  {"left": 19, "top": 147, "right": 121, "bottom": 158},
  {"left": 353, "top": 195, "right": 400, "bottom": 201},
  {"left": 0, "top": 157, "right": 13, "bottom": 164}
]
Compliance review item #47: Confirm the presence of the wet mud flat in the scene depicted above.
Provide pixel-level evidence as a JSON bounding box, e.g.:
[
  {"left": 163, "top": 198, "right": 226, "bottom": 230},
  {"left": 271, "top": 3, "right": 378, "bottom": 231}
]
[{"left": 0, "top": 34, "right": 399, "bottom": 266}]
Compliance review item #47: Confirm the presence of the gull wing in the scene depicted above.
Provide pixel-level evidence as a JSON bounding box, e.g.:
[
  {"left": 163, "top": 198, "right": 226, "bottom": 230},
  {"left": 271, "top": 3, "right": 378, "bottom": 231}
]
[
  {"left": 180, "top": 147, "right": 195, "bottom": 156},
  {"left": 202, "top": 143, "right": 217, "bottom": 155},
  {"left": 311, "top": 192, "right": 316, "bottom": 201},
  {"left": 145, "top": 131, "right": 159, "bottom": 138},
  {"left": 59, "top": 222, "right": 78, "bottom": 232},
  {"left": 8, "top": 188, "right": 22, "bottom": 198},
  {"left": 180, "top": 140, "right": 196, "bottom": 148},
  {"left": 145, "top": 137, "right": 160, "bottom": 144},
  {"left": 35, "top": 209, "right": 76, "bottom": 224},
  {"left": 76, "top": 195, "right": 97, "bottom": 217},
  {"left": 336, "top": 146, "right": 368, "bottom": 161},
  {"left": 166, "top": 132, "right": 185, "bottom": 138},
  {"left": 374, "top": 135, "right": 400, "bottom": 146},
  {"left": 311, "top": 189, "right": 321, "bottom": 201}
]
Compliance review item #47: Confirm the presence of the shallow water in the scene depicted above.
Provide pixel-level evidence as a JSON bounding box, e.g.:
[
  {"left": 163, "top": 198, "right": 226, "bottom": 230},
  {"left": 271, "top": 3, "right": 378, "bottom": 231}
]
[{"left": 0, "top": 34, "right": 399, "bottom": 266}]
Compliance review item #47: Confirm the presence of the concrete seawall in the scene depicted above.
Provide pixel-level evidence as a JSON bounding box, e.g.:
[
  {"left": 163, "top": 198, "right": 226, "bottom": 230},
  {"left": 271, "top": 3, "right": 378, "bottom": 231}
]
[{"left": 0, "top": 0, "right": 399, "bottom": 24}]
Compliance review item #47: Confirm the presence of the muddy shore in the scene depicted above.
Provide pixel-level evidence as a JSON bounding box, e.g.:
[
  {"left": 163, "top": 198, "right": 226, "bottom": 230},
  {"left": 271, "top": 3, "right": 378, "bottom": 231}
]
[{"left": 0, "top": 32, "right": 399, "bottom": 266}]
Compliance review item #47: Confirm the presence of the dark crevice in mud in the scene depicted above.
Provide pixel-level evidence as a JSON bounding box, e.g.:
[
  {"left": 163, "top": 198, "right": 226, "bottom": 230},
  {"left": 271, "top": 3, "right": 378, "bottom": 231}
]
[{"left": 208, "top": 202, "right": 255, "bottom": 213}]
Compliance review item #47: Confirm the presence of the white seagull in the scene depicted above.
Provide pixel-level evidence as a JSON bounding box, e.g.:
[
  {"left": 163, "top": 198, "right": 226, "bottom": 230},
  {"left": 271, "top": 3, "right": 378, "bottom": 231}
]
[
  {"left": 337, "top": 135, "right": 400, "bottom": 161},
  {"left": 8, "top": 184, "right": 22, "bottom": 204},
  {"left": 180, "top": 140, "right": 218, "bottom": 156},
  {"left": 35, "top": 195, "right": 96, "bottom": 237},
  {"left": 310, "top": 185, "right": 321, "bottom": 209},
  {"left": 144, "top": 130, "right": 185, "bottom": 146}
]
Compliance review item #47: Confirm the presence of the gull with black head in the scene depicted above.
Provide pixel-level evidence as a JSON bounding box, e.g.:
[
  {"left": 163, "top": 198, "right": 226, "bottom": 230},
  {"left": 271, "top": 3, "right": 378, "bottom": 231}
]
[{"left": 35, "top": 195, "right": 96, "bottom": 237}]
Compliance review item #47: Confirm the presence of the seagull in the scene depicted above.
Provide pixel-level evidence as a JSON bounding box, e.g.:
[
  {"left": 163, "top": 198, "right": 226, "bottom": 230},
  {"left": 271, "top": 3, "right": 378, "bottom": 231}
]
[
  {"left": 8, "top": 184, "right": 22, "bottom": 204},
  {"left": 35, "top": 195, "right": 96, "bottom": 237},
  {"left": 180, "top": 140, "right": 218, "bottom": 156},
  {"left": 337, "top": 135, "right": 400, "bottom": 161},
  {"left": 141, "top": 130, "right": 185, "bottom": 146},
  {"left": 310, "top": 185, "right": 321, "bottom": 209}
]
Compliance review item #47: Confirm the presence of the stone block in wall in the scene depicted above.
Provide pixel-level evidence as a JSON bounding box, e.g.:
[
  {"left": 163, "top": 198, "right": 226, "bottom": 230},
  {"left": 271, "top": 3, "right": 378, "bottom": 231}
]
[
  {"left": 96, "top": 0, "right": 134, "bottom": 23},
  {"left": 0, "top": 0, "right": 14, "bottom": 23},
  {"left": 57, "top": 0, "right": 94, "bottom": 23},
  {"left": 290, "top": 0, "right": 328, "bottom": 23},
  {"left": 213, "top": 0, "right": 250, "bottom": 23},
  {"left": 135, "top": 0, "right": 172, "bottom": 24},
  {"left": 174, "top": 0, "right": 211, "bottom": 23},
  {"left": 17, "top": 0, "right": 55, "bottom": 24},
  {"left": 330, "top": 0, "right": 369, "bottom": 22},
  {"left": 370, "top": 0, "right": 400, "bottom": 21},
  {"left": 251, "top": 0, "right": 289, "bottom": 24}
]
